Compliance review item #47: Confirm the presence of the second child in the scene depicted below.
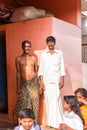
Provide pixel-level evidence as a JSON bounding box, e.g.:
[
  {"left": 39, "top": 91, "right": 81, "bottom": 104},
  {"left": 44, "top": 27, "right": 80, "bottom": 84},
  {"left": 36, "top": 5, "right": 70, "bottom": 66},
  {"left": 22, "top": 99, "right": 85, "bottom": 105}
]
[{"left": 58, "top": 95, "right": 84, "bottom": 130}]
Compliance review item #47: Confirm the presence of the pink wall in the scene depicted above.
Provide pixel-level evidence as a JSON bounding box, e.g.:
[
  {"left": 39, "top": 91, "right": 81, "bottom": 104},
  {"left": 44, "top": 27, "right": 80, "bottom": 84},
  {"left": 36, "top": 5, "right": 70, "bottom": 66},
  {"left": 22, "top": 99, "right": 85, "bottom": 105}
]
[
  {"left": 0, "top": 0, "right": 81, "bottom": 125},
  {"left": 4, "top": 17, "right": 82, "bottom": 124},
  {"left": 52, "top": 18, "right": 82, "bottom": 95},
  {"left": 5, "top": 17, "right": 53, "bottom": 123}
]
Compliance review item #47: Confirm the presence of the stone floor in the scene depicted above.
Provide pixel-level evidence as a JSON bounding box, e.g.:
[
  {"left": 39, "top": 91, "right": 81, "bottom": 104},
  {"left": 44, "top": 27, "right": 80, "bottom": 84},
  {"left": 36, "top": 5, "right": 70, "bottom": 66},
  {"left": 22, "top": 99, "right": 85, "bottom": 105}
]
[
  {"left": 0, "top": 121, "right": 56, "bottom": 130},
  {"left": 0, "top": 121, "right": 17, "bottom": 130}
]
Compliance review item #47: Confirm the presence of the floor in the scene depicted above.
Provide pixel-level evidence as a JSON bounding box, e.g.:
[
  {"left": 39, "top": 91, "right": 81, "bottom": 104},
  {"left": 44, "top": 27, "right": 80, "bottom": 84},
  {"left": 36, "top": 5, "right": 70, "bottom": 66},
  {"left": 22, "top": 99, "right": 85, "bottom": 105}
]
[
  {"left": 0, "top": 121, "right": 56, "bottom": 130},
  {"left": 0, "top": 121, "right": 17, "bottom": 130},
  {"left": 0, "top": 109, "right": 55, "bottom": 130}
]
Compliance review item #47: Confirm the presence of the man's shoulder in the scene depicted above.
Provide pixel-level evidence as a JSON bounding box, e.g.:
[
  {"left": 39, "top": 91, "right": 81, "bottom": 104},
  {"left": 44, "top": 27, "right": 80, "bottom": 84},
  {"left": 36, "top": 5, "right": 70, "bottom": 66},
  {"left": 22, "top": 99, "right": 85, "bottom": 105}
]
[
  {"left": 41, "top": 49, "right": 63, "bottom": 53},
  {"left": 32, "top": 54, "right": 37, "bottom": 58},
  {"left": 16, "top": 54, "right": 23, "bottom": 59},
  {"left": 41, "top": 50, "right": 49, "bottom": 55},
  {"left": 41, "top": 50, "right": 47, "bottom": 53},
  {"left": 15, "top": 55, "right": 23, "bottom": 62},
  {"left": 55, "top": 49, "right": 63, "bottom": 54}
]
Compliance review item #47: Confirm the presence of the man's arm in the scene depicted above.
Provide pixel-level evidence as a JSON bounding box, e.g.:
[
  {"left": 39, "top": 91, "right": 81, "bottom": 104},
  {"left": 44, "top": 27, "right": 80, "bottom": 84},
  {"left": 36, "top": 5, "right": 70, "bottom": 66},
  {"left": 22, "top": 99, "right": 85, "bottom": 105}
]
[
  {"left": 59, "top": 51, "right": 65, "bottom": 89},
  {"left": 39, "top": 75, "right": 45, "bottom": 94},
  {"left": 59, "top": 76, "right": 64, "bottom": 89},
  {"left": 34, "top": 55, "right": 38, "bottom": 74},
  {"left": 39, "top": 75, "right": 45, "bottom": 89},
  {"left": 38, "top": 53, "right": 45, "bottom": 93},
  {"left": 34, "top": 55, "right": 43, "bottom": 94},
  {"left": 58, "top": 123, "right": 74, "bottom": 130},
  {"left": 15, "top": 57, "right": 21, "bottom": 94}
]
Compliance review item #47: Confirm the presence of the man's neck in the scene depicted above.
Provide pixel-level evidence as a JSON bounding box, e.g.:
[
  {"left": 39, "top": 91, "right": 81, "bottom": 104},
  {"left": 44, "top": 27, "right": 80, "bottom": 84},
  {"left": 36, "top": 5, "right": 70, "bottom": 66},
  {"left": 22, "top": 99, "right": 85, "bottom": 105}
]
[
  {"left": 49, "top": 49, "right": 54, "bottom": 54},
  {"left": 23, "top": 53, "right": 30, "bottom": 56}
]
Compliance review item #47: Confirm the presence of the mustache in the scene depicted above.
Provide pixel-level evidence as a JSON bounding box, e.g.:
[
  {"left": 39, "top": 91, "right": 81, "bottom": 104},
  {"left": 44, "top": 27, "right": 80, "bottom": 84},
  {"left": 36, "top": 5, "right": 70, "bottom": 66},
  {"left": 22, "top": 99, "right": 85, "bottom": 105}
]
[
  {"left": 25, "top": 49, "right": 30, "bottom": 51},
  {"left": 49, "top": 45, "right": 54, "bottom": 47},
  {"left": 49, "top": 48, "right": 54, "bottom": 50}
]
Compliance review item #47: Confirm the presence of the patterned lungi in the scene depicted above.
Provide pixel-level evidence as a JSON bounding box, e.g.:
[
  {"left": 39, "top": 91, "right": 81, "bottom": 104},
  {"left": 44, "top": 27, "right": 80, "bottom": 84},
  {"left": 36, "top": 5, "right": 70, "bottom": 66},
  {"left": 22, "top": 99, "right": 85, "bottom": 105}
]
[{"left": 14, "top": 76, "right": 39, "bottom": 122}]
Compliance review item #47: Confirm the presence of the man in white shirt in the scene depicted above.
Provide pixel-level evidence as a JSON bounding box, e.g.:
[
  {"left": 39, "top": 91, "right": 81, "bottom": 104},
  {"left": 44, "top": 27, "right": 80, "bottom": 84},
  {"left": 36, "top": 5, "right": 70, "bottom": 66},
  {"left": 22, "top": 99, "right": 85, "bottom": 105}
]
[{"left": 38, "top": 36, "right": 65, "bottom": 128}]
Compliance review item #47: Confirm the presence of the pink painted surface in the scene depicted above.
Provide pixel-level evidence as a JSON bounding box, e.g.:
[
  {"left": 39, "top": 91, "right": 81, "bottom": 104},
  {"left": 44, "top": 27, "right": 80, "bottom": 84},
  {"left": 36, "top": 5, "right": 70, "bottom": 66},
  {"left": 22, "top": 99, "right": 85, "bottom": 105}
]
[
  {"left": 53, "top": 18, "right": 82, "bottom": 95},
  {"left": 6, "top": 17, "right": 53, "bottom": 124},
  {"left": 5, "top": 17, "right": 82, "bottom": 124}
]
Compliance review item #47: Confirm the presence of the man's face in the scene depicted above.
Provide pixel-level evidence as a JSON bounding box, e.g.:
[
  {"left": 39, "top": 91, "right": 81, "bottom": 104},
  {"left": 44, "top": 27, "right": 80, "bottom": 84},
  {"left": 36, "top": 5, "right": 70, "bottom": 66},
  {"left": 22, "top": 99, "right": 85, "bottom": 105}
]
[
  {"left": 47, "top": 41, "right": 56, "bottom": 50},
  {"left": 20, "top": 118, "right": 34, "bottom": 130},
  {"left": 23, "top": 43, "right": 31, "bottom": 54}
]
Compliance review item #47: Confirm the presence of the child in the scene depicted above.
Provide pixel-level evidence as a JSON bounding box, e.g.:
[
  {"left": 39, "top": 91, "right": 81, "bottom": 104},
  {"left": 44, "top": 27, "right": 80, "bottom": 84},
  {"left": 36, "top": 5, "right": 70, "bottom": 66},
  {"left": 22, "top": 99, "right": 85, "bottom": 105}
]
[
  {"left": 74, "top": 88, "right": 87, "bottom": 129},
  {"left": 14, "top": 108, "right": 41, "bottom": 130},
  {"left": 58, "top": 95, "right": 84, "bottom": 130}
]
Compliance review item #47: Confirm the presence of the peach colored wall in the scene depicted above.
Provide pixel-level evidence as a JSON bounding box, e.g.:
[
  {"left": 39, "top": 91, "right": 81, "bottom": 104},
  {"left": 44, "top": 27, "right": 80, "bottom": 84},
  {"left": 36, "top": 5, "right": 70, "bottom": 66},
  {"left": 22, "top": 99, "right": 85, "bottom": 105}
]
[
  {"left": 25, "top": 0, "right": 81, "bottom": 26},
  {"left": 4, "top": 17, "right": 82, "bottom": 124},
  {"left": 0, "top": 0, "right": 81, "bottom": 26},
  {"left": 0, "top": 0, "right": 81, "bottom": 124},
  {"left": 5, "top": 18, "right": 53, "bottom": 123}
]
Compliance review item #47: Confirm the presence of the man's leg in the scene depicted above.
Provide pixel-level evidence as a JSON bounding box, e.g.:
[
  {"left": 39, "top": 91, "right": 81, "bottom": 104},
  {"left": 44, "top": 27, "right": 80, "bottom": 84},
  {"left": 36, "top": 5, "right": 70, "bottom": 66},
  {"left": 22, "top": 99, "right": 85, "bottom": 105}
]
[
  {"left": 44, "top": 83, "right": 63, "bottom": 128},
  {"left": 28, "top": 77, "right": 39, "bottom": 123}
]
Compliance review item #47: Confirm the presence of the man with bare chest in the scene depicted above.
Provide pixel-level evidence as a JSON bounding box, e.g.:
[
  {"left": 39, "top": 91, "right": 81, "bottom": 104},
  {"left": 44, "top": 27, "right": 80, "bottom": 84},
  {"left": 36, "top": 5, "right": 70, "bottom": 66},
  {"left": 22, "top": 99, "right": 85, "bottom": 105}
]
[{"left": 14, "top": 40, "right": 39, "bottom": 123}]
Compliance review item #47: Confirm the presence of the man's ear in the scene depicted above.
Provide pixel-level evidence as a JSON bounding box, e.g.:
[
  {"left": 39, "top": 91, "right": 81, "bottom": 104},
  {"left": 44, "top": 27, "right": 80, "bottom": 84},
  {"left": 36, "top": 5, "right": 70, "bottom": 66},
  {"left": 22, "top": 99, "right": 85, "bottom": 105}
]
[{"left": 19, "top": 118, "right": 22, "bottom": 125}]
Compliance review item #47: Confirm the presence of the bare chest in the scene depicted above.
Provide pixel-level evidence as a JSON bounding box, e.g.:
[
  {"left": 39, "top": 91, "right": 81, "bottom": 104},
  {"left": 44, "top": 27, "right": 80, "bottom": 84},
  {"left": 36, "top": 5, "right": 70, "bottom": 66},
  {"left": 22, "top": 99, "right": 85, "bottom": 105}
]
[{"left": 19, "top": 57, "right": 35, "bottom": 67}]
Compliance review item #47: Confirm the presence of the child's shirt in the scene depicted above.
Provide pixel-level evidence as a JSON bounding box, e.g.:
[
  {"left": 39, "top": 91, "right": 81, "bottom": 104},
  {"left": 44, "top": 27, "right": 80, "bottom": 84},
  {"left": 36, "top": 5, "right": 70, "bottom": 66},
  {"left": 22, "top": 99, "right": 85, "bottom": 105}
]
[
  {"left": 63, "top": 111, "right": 83, "bottom": 130},
  {"left": 14, "top": 124, "right": 41, "bottom": 130},
  {"left": 80, "top": 104, "right": 87, "bottom": 129}
]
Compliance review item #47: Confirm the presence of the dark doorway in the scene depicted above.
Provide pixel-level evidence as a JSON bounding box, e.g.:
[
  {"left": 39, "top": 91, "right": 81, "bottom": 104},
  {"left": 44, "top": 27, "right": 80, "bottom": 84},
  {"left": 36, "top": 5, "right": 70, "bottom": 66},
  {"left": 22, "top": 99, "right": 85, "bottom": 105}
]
[{"left": 0, "top": 31, "right": 8, "bottom": 114}]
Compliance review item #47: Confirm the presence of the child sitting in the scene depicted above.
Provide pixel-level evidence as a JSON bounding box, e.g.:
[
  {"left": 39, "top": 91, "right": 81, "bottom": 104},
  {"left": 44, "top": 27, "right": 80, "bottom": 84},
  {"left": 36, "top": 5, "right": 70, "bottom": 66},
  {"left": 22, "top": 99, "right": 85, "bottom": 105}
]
[
  {"left": 14, "top": 108, "right": 41, "bottom": 130},
  {"left": 74, "top": 88, "right": 87, "bottom": 130},
  {"left": 58, "top": 95, "right": 84, "bottom": 130}
]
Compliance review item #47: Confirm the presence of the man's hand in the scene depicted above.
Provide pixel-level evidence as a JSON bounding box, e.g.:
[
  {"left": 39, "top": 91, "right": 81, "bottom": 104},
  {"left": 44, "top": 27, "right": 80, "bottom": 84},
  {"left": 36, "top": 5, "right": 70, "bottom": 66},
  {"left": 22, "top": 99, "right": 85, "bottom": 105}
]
[
  {"left": 59, "top": 76, "right": 64, "bottom": 89},
  {"left": 59, "top": 123, "right": 73, "bottom": 130},
  {"left": 39, "top": 87, "right": 43, "bottom": 94},
  {"left": 39, "top": 76, "right": 45, "bottom": 94},
  {"left": 39, "top": 81, "right": 45, "bottom": 94}
]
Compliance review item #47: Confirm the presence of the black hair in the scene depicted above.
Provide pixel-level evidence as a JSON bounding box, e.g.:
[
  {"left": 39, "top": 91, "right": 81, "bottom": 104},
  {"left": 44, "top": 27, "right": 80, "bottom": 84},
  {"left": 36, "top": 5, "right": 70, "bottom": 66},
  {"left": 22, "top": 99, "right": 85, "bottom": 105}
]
[
  {"left": 64, "top": 95, "right": 84, "bottom": 124},
  {"left": 18, "top": 108, "right": 35, "bottom": 120},
  {"left": 46, "top": 36, "right": 56, "bottom": 43},
  {"left": 74, "top": 88, "right": 87, "bottom": 98},
  {"left": 22, "top": 40, "right": 31, "bottom": 48}
]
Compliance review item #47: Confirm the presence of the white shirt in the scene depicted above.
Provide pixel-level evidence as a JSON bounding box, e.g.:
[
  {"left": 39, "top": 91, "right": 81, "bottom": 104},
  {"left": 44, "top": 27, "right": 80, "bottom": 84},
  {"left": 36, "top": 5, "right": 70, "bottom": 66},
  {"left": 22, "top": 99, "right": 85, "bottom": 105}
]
[
  {"left": 63, "top": 111, "right": 83, "bottom": 130},
  {"left": 19, "top": 125, "right": 36, "bottom": 130},
  {"left": 38, "top": 49, "right": 65, "bottom": 83}
]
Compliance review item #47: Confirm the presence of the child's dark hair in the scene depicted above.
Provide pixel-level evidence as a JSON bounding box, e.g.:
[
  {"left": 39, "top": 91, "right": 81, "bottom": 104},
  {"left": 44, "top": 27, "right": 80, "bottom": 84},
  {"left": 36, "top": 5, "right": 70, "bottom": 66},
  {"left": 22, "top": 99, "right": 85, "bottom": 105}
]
[
  {"left": 64, "top": 95, "right": 84, "bottom": 124},
  {"left": 18, "top": 108, "right": 35, "bottom": 120},
  {"left": 74, "top": 88, "right": 87, "bottom": 98},
  {"left": 46, "top": 36, "right": 56, "bottom": 43}
]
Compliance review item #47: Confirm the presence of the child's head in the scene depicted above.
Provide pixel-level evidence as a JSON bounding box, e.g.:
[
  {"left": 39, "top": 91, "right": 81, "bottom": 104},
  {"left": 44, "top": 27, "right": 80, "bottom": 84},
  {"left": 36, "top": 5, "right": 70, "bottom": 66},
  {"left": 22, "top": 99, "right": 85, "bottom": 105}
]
[
  {"left": 18, "top": 108, "right": 35, "bottom": 130},
  {"left": 63, "top": 95, "right": 84, "bottom": 124},
  {"left": 63, "top": 95, "right": 79, "bottom": 112},
  {"left": 74, "top": 88, "right": 87, "bottom": 105}
]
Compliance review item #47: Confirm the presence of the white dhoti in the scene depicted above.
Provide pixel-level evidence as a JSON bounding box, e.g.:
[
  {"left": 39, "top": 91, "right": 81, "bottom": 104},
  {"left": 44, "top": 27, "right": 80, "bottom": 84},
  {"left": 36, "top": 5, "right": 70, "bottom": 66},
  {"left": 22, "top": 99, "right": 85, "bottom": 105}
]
[{"left": 44, "top": 82, "right": 63, "bottom": 128}]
